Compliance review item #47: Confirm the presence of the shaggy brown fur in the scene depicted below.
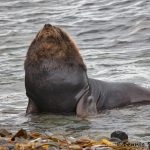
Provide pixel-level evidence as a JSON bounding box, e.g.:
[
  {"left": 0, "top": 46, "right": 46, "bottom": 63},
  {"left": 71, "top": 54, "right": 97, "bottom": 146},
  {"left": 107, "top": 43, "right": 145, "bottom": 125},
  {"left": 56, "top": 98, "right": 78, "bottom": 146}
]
[{"left": 25, "top": 24, "right": 85, "bottom": 68}]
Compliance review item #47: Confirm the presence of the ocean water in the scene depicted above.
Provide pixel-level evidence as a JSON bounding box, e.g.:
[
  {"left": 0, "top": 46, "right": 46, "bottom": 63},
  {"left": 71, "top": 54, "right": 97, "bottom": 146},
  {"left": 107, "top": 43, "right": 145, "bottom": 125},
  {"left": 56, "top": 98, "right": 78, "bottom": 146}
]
[{"left": 0, "top": 0, "right": 150, "bottom": 142}]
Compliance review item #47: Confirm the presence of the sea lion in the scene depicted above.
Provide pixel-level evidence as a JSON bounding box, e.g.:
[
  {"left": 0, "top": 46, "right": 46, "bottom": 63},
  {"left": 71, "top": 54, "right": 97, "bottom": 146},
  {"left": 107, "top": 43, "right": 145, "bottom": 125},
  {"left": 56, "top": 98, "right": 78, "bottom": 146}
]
[
  {"left": 25, "top": 24, "right": 150, "bottom": 117},
  {"left": 25, "top": 24, "right": 90, "bottom": 115}
]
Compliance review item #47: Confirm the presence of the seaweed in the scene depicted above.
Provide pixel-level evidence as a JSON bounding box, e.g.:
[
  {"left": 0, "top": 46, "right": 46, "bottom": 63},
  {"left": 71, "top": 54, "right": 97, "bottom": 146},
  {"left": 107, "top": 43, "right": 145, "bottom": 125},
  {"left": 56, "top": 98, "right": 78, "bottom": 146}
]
[{"left": 0, "top": 129, "right": 146, "bottom": 150}]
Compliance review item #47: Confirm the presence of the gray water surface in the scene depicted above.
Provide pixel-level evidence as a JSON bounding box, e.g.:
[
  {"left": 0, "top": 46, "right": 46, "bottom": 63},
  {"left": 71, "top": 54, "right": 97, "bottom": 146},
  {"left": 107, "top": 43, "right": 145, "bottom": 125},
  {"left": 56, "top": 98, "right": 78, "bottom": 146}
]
[{"left": 0, "top": 0, "right": 150, "bottom": 142}]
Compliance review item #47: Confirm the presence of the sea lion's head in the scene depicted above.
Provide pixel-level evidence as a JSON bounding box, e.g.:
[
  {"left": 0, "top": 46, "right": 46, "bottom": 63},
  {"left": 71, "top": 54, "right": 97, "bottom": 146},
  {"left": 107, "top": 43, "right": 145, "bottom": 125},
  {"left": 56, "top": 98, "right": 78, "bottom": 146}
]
[
  {"left": 36, "top": 24, "right": 68, "bottom": 43},
  {"left": 26, "top": 24, "right": 84, "bottom": 67}
]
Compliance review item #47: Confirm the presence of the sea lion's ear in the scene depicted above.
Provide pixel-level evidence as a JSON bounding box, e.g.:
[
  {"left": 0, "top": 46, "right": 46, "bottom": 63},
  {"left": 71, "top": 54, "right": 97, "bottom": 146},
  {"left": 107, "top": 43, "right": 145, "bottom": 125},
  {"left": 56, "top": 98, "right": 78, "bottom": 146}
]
[{"left": 76, "top": 95, "right": 97, "bottom": 118}]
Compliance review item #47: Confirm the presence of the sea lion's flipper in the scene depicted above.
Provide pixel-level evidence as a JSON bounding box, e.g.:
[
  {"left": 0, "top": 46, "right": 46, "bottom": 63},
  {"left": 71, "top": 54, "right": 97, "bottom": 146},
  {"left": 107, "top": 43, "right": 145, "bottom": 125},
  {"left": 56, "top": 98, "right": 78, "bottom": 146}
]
[
  {"left": 76, "top": 95, "right": 97, "bottom": 118},
  {"left": 26, "top": 98, "right": 38, "bottom": 114}
]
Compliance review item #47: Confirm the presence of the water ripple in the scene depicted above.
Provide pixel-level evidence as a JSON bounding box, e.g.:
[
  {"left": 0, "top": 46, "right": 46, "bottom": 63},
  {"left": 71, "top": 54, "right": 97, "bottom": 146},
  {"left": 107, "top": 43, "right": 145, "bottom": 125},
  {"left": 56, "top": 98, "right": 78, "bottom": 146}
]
[{"left": 0, "top": 0, "right": 150, "bottom": 141}]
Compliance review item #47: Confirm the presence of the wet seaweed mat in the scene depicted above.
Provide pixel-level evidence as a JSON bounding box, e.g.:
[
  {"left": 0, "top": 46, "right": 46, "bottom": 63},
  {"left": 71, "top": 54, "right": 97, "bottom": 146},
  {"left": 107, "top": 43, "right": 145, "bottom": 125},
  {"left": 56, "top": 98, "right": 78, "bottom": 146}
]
[{"left": 0, "top": 129, "right": 147, "bottom": 150}]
